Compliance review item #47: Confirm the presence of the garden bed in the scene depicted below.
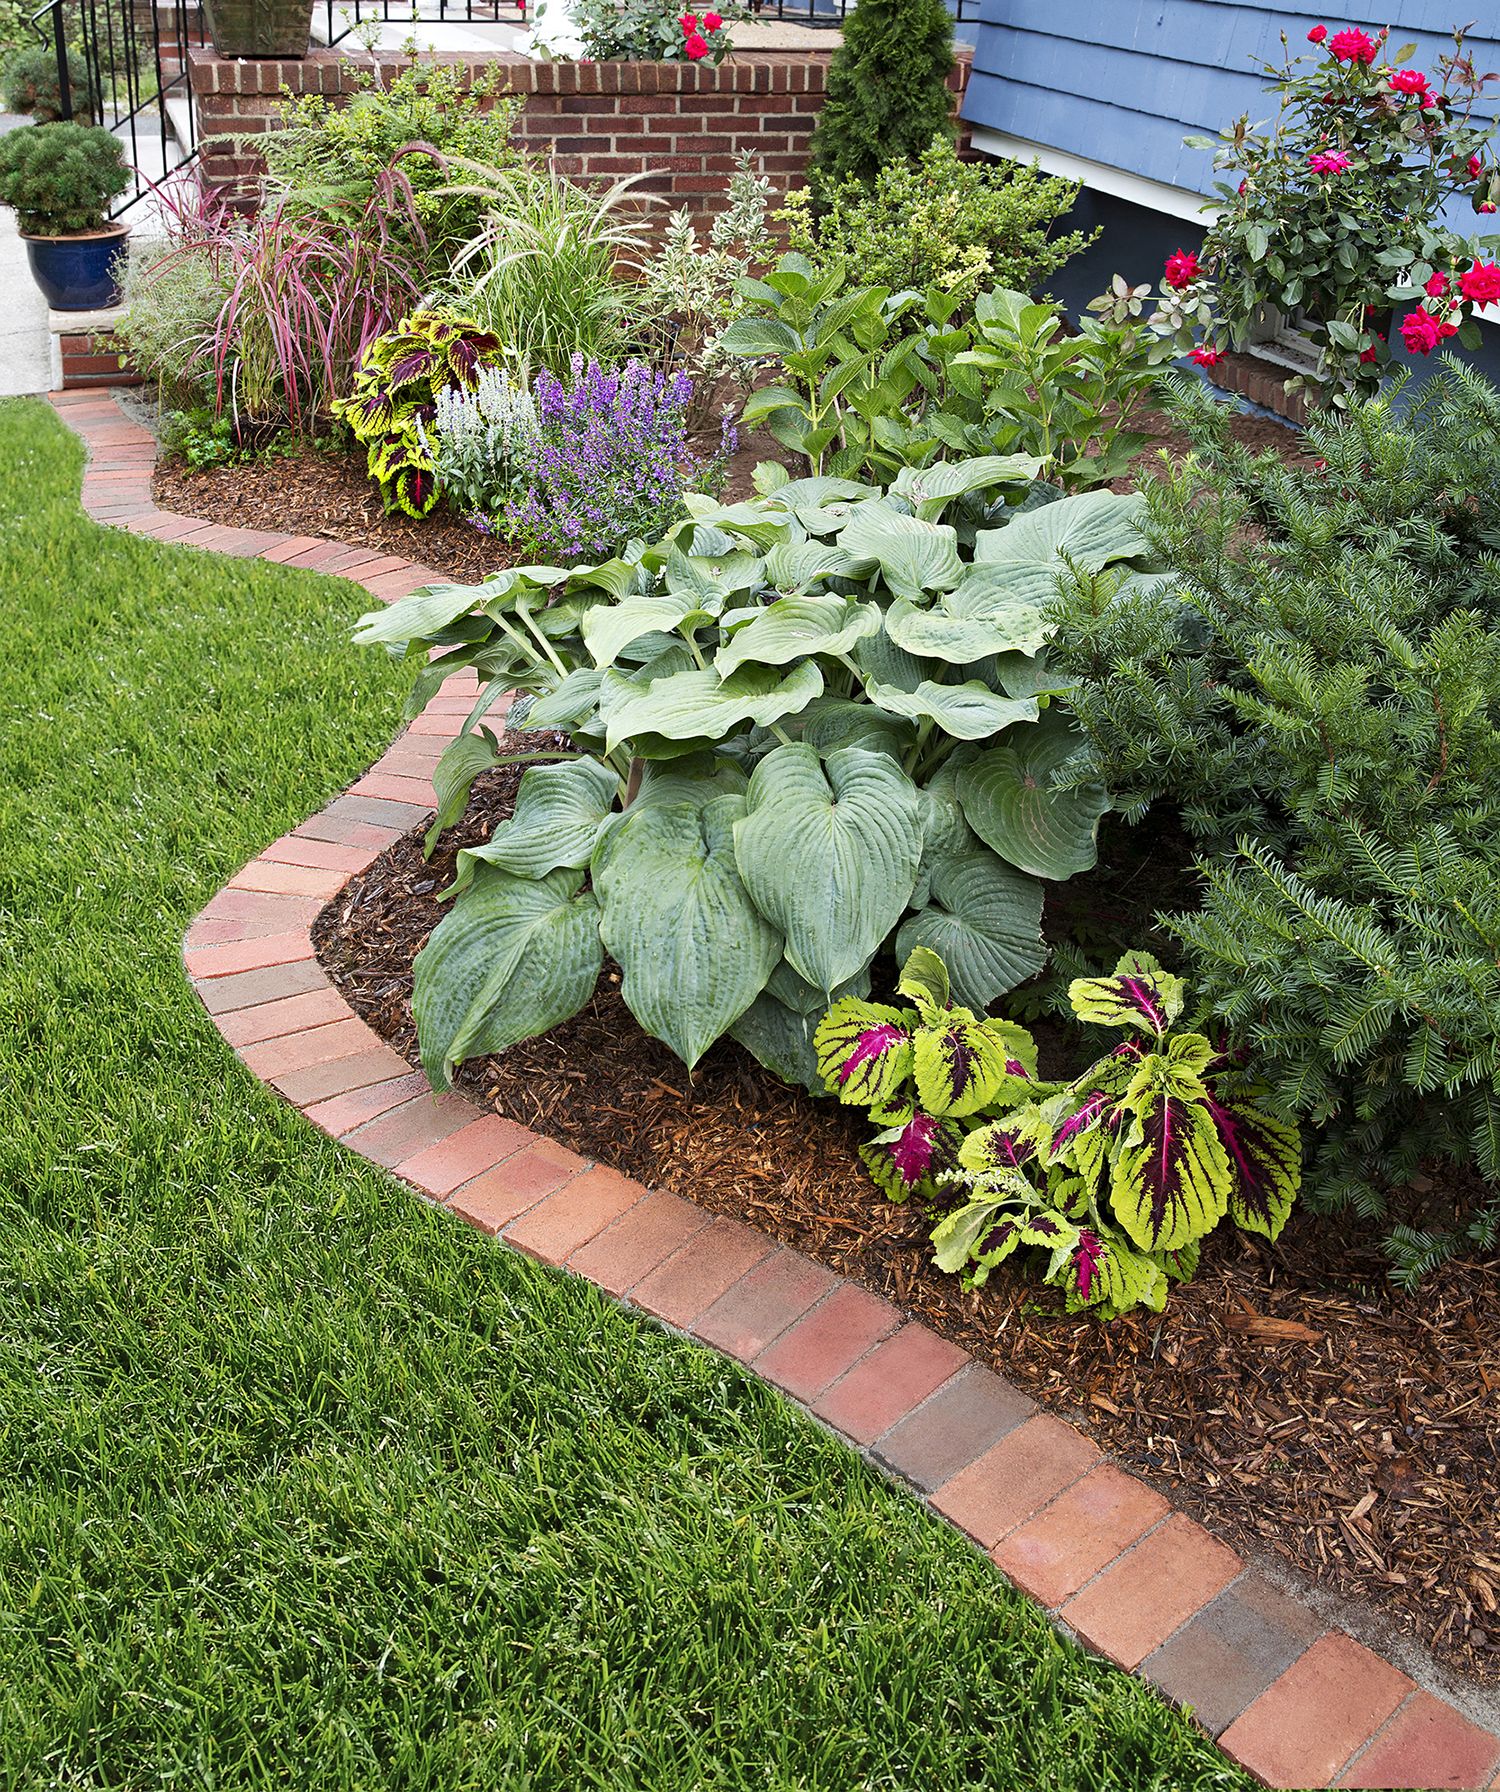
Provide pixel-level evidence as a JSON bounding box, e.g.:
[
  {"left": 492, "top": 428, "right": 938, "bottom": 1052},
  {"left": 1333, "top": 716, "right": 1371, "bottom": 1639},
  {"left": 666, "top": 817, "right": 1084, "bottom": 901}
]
[
  {"left": 314, "top": 751, "right": 1500, "bottom": 1696},
  {"left": 150, "top": 401, "right": 1301, "bottom": 585}
]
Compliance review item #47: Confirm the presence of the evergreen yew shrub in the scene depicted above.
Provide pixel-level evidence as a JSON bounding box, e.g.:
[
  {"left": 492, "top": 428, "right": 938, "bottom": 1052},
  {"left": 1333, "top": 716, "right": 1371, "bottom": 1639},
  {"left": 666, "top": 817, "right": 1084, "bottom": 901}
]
[
  {"left": 809, "top": 0, "right": 956, "bottom": 191},
  {"left": 1050, "top": 367, "right": 1500, "bottom": 1278}
]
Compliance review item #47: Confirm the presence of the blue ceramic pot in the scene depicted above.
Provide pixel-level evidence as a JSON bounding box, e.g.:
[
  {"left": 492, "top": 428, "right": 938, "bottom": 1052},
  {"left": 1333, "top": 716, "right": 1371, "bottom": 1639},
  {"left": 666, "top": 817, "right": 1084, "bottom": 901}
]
[{"left": 23, "top": 225, "right": 129, "bottom": 310}]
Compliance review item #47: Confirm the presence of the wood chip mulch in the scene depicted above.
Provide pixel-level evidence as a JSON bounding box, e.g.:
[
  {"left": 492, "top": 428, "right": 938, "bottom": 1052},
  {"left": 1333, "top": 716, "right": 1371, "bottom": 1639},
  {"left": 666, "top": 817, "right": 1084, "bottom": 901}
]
[{"left": 312, "top": 759, "right": 1500, "bottom": 1697}]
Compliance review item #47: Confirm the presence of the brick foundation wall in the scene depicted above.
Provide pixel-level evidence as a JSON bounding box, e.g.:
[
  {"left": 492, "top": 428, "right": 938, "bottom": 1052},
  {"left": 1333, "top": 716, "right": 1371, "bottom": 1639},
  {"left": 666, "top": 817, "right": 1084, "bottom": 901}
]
[
  {"left": 57, "top": 328, "right": 142, "bottom": 392},
  {"left": 189, "top": 45, "right": 973, "bottom": 228}
]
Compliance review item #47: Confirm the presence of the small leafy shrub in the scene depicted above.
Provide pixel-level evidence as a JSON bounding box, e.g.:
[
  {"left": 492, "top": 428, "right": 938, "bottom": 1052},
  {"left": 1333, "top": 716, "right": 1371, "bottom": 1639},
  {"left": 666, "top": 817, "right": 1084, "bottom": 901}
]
[
  {"left": 509, "top": 358, "right": 728, "bottom": 561},
  {"left": 2, "top": 45, "right": 89, "bottom": 121},
  {"left": 116, "top": 190, "right": 234, "bottom": 411},
  {"left": 442, "top": 162, "right": 648, "bottom": 376},
  {"left": 1095, "top": 26, "right": 1499, "bottom": 400},
  {"left": 263, "top": 59, "right": 522, "bottom": 263},
  {"left": 726, "top": 257, "right": 1160, "bottom": 489},
  {"left": 634, "top": 152, "right": 775, "bottom": 432},
  {"left": 159, "top": 406, "right": 299, "bottom": 470},
  {"left": 1050, "top": 368, "right": 1500, "bottom": 1276},
  {"left": 809, "top": 0, "right": 955, "bottom": 191},
  {"left": 573, "top": 0, "right": 739, "bottom": 63},
  {"left": 817, "top": 948, "right": 1301, "bottom": 1317},
  {"left": 0, "top": 120, "right": 128, "bottom": 233},
  {"left": 781, "top": 139, "right": 1091, "bottom": 319},
  {"left": 427, "top": 364, "right": 539, "bottom": 523},
  {"left": 335, "top": 308, "right": 506, "bottom": 516},
  {"left": 355, "top": 463, "right": 1152, "bottom": 1086}
]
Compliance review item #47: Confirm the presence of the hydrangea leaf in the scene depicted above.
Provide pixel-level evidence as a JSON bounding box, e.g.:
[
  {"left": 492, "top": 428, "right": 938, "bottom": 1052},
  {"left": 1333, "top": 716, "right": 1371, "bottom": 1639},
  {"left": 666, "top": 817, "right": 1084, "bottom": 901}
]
[
  {"left": 735, "top": 744, "right": 923, "bottom": 991},
  {"left": 896, "top": 849, "right": 1047, "bottom": 1012},
  {"left": 412, "top": 865, "right": 603, "bottom": 1085},
  {"left": 1109, "top": 1093, "right": 1232, "bottom": 1252},
  {"left": 594, "top": 793, "right": 781, "bottom": 1069},
  {"left": 955, "top": 710, "right": 1110, "bottom": 880},
  {"left": 814, "top": 998, "right": 914, "bottom": 1108}
]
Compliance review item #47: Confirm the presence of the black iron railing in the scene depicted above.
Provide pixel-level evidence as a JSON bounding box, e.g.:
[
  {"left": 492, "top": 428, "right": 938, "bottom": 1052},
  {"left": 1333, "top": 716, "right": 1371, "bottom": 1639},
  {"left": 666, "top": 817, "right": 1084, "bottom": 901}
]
[
  {"left": 323, "top": 0, "right": 976, "bottom": 44},
  {"left": 31, "top": 0, "right": 203, "bottom": 217}
]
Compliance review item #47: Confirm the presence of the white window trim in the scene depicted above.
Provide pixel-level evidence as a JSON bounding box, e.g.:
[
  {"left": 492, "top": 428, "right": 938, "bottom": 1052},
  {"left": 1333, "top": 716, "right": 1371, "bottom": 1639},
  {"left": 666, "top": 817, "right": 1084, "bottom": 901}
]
[{"left": 968, "top": 128, "right": 1218, "bottom": 225}]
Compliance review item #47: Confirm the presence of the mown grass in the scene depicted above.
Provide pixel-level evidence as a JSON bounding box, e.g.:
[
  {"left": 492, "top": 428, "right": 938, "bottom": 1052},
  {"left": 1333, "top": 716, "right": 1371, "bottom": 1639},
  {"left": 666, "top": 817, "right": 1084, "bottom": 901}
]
[{"left": 0, "top": 397, "right": 1246, "bottom": 1790}]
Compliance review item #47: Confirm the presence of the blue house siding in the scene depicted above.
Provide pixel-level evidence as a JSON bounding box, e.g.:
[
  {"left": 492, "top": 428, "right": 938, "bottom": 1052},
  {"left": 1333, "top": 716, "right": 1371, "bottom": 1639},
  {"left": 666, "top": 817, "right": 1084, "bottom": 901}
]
[{"left": 963, "top": 0, "right": 1500, "bottom": 200}]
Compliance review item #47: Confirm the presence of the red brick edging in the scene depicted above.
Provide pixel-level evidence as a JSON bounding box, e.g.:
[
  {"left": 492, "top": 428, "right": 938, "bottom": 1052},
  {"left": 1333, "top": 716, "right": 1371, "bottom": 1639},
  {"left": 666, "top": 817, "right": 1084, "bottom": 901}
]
[{"left": 47, "top": 387, "right": 1500, "bottom": 1792}]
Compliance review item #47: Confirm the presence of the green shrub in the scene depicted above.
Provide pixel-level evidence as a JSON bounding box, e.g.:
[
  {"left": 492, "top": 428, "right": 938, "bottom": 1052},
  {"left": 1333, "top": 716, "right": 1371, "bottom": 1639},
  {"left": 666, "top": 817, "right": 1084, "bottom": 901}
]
[
  {"left": 115, "top": 234, "right": 230, "bottom": 411},
  {"left": 818, "top": 947, "right": 1301, "bottom": 1317},
  {"left": 263, "top": 59, "right": 522, "bottom": 264},
  {"left": 572, "top": 0, "right": 741, "bottom": 63},
  {"left": 809, "top": 0, "right": 955, "bottom": 191},
  {"left": 1, "top": 44, "right": 89, "bottom": 122},
  {"left": 355, "top": 465, "right": 1154, "bottom": 1086},
  {"left": 334, "top": 307, "right": 507, "bottom": 516},
  {"left": 1049, "top": 365, "right": 1500, "bottom": 1276},
  {"left": 724, "top": 257, "right": 1159, "bottom": 490},
  {"left": 0, "top": 120, "right": 128, "bottom": 234},
  {"left": 783, "top": 139, "right": 1091, "bottom": 318}
]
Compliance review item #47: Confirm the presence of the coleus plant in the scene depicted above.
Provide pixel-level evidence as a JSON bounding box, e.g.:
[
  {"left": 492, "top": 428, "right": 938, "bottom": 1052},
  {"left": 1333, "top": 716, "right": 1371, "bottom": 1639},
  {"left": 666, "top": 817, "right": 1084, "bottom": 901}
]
[
  {"left": 815, "top": 947, "right": 1302, "bottom": 1317},
  {"left": 334, "top": 307, "right": 506, "bottom": 517},
  {"left": 355, "top": 461, "right": 1155, "bottom": 1089}
]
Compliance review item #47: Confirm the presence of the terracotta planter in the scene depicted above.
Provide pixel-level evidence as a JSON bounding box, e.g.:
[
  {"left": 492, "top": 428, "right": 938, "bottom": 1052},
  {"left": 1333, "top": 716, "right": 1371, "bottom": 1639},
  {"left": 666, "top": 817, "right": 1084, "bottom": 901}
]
[
  {"left": 22, "top": 221, "right": 129, "bottom": 309},
  {"left": 202, "top": 0, "right": 312, "bottom": 57}
]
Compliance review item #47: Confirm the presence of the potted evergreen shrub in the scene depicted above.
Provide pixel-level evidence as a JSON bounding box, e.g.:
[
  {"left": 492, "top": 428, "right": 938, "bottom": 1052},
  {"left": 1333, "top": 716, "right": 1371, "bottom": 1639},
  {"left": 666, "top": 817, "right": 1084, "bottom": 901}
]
[
  {"left": 0, "top": 121, "right": 131, "bottom": 310},
  {"left": 202, "top": 0, "right": 313, "bottom": 58}
]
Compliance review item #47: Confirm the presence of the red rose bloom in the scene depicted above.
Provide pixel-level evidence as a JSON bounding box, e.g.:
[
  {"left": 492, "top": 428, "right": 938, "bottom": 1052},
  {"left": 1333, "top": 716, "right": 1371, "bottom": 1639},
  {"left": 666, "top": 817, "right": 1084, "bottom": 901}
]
[
  {"left": 1400, "top": 309, "right": 1444, "bottom": 354},
  {"left": 1163, "top": 248, "right": 1200, "bottom": 290},
  {"left": 683, "top": 29, "right": 709, "bottom": 56},
  {"left": 1389, "top": 68, "right": 1430, "bottom": 99},
  {"left": 1307, "top": 24, "right": 1327, "bottom": 43},
  {"left": 1425, "top": 271, "right": 1449, "bottom": 298},
  {"left": 1329, "top": 27, "right": 1377, "bottom": 63},
  {"left": 702, "top": 10, "right": 722, "bottom": 27},
  {"left": 1459, "top": 260, "right": 1500, "bottom": 306},
  {"left": 1470, "top": 154, "right": 1484, "bottom": 180},
  {"left": 679, "top": 12, "right": 697, "bottom": 26},
  {"left": 1359, "top": 332, "right": 1386, "bottom": 365},
  {"left": 1483, "top": 202, "right": 1498, "bottom": 215},
  {"left": 1190, "top": 346, "right": 1224, "bottom": 367}
]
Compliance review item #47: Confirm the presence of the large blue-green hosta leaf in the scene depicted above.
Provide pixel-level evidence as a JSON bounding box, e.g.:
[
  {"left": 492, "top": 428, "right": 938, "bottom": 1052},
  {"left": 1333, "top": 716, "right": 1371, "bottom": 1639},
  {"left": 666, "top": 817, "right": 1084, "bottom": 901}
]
[
  {"left": 890, "top": 455, "right": 1041, "bottom": 520},
  {"left": 896, "top": 849, "right": 1047, "bottom": 1011},
  {"left": 836, "top": 509, "right": 964, "bottom": 600},
  {"left": 972, "top": 489, "right": 1147, "bottom": 572},
  {"left": 734, "top": 745, "right": 924, "bottom": 991},
  {"left": 595, "top": 793, "right": 781, "bottom": 1067},
  {"left": 864, "top": 678, "right": 1038, "bottom": 742},
  {"left": 956, "top": 711, "right": 1110, "bottom": 881},
  {"left": 715, "top": 594, "right": 879, "bottom": 676},
  {"left": 413, "top": 865, "right": 603, "bottom": 1084},
  {"left": 451, "top": 758, "right": 618, "bottom": 892},
  {"left": 581, "top": 592, "right": 714, "bottom": 668},
  {"left": 598, "top": 658, "right": 824, "bottom": 752}
]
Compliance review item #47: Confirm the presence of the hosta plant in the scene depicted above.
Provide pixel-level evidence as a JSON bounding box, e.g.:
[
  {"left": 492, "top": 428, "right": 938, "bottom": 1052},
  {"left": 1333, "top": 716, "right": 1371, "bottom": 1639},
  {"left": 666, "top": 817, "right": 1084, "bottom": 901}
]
[
  {"left": 334, "top": 308, "right": 507, "bottom": 517},
  {"left": 355, "top": 464, "right": 1155, "bottom": 1087},
  {"left": 817, "top": 947, "right": 1302, "bottom": 1317}
]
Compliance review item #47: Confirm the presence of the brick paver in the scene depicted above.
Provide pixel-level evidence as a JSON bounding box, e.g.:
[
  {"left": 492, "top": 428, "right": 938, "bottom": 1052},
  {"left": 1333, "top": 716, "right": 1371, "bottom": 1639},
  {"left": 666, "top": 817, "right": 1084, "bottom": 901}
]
[
  {"left": 1140, "top": 1572, "right": 1326, "bottom": 1737},
  {"left": 873, "top": 1363, "right": 1035, "bottom": 1493},
  {"left": 1219, "top": 1632, "right": 1413, "bottom": 1789},
  {"left": 1059, "top": 1514, "right": 1243, "bottom": 1670},
  {"left": 811, "top": 1324, "right": 968, "bottom": 1445},
  {"left": 60, "top": 389, "right": 1498, "bottom": 1792},
  {"left": 991, "top": 1465, "right": 1168, "bottom": 1608}
]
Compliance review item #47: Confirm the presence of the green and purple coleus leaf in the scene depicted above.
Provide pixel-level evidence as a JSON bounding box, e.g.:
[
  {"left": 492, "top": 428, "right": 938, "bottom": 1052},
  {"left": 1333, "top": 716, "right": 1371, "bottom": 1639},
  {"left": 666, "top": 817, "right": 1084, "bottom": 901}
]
[
  {"left": 814, "top": 998, "right": 912, "bottom": 1110},
  {"left": 1068, "top": 950, "right": 1186, "bottom": 1037},
  {"left": 1204, "top": 1094, "right": 1300, "bottom": 1241},
  {"left": 860, "top": 1106, "right": 963, "bottom": 1201},
  {"left": 912, "top": 1017, "right": 1030, "bottom": 1119},
  {"left": 1109, "top": 1090, "right": 1231, "bottom": 1253},
  {"left": 1062, "top": 1225, "right": 1165, "bottom": 1315}
]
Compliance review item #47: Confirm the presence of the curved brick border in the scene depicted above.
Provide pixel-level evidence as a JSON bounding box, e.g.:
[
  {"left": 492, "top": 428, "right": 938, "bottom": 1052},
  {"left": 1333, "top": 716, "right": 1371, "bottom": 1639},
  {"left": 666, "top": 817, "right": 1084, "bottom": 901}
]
[{"left": 49, "top": 386, "right": 1500, "bottom": 1792}]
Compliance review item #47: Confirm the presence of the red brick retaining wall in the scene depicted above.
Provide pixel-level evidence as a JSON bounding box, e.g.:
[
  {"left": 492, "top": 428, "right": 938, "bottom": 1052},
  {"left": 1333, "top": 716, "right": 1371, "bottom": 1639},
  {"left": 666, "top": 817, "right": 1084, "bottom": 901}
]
[
  {"left": 57, "top": 328, "right": 142, "bottom": 392},
  {"left": 189, "top": 44, "right": 973, "bottom": 227}
]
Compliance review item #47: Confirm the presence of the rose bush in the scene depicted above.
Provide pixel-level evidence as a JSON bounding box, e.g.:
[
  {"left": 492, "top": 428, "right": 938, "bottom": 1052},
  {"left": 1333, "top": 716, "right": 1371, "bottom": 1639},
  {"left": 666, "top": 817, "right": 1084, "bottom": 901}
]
[{"left": 1092, "top": 26, "right": 1500, "bottom": 402}]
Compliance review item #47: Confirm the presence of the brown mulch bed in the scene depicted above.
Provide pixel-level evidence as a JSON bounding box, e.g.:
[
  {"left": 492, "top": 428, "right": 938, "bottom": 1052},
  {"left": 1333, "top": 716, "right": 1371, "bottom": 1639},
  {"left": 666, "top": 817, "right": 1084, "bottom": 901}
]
[
  {"left": 151, "top": 404, "right": 1300, "bottom": 585},
  {"left": 313, "top": 753, "right": 1500, "bottom": 1697}
]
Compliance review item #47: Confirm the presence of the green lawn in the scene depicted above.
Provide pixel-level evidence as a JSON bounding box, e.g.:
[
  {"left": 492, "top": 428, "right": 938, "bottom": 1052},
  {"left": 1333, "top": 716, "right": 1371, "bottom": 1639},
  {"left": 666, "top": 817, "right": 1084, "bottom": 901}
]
[{"left": 0, "top": 398, "right": 1245, "bottom": 1790}]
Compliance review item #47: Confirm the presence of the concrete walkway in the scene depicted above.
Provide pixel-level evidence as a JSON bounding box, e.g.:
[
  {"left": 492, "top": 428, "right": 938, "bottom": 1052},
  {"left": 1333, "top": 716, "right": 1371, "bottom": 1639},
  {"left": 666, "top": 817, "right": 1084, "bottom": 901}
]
[{"left": 0, "top": 115, "right": 51, "bottom": 398}]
